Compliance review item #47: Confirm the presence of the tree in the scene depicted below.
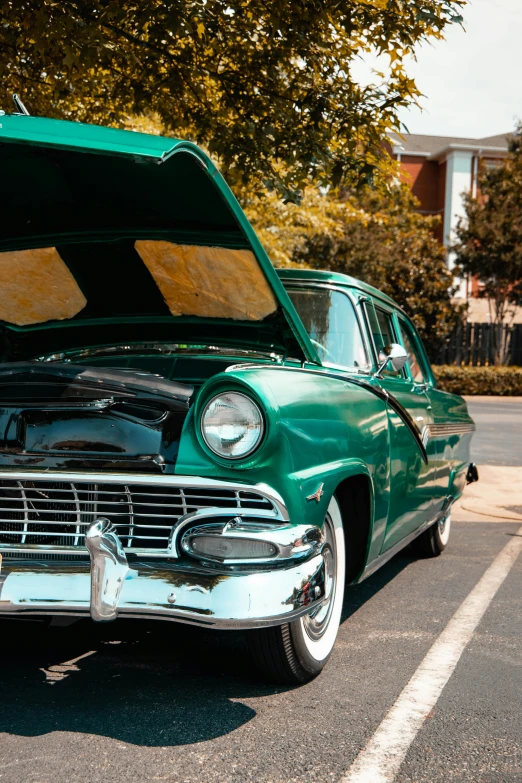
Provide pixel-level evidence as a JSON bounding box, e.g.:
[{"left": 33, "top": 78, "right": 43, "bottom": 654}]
[
  {"left": 1, "top": 0, "right": 464, "bottom": 200},
  {"left": 244, "top": 183, "right": 461, "bottom": 357},
  {"left": 454, "top": 126, "right": 522, "bottom": 365}
]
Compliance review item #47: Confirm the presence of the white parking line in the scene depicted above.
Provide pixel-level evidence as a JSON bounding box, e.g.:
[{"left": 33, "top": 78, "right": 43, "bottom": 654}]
[{"left": 341, "top": 524, "right": 522, "bottom": 783}]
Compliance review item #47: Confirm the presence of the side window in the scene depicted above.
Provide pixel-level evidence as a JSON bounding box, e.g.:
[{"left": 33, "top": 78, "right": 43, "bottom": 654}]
[
  {"left": 365, "top": 302, "right": 402, "bottom": 377},
  {"left": 285, "top": 287, "right": 369, "bottom": 369},
  {"left": 398, "top": 319, "right": 428, "bottom": 384}
]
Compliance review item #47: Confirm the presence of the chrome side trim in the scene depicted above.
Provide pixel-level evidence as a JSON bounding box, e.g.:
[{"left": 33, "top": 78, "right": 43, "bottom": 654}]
[
  {"left": 420, "top": 422, "right": 476, "bottom": 447},
  {"left": 427, "top": 422, "right": 476, "bottom": 436}
]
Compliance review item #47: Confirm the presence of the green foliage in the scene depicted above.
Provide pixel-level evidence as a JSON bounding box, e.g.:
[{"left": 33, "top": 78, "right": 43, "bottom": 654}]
[
  {"left": 242, "top": 185, "right": 348, "bottom": 265},
  {"left": 433, "top": 365, "right": 522, "bottom": 396},
  {"left": 243, "top": 183, "right": 462, "bottom": 356},
  {"left": 454, "top": 125, "right": 522, "bottom": 364},
  {"left": 1, "top": 0, "right": 464, "bottom": 200},
  {"left": 1, "top": 0, "right": 465, "bottom": 348}
]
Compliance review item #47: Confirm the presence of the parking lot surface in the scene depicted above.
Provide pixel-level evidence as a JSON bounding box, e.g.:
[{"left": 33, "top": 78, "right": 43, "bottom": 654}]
[
  {"left": 466, "top": 396, "right": 522, "bottom": 466},
  {"left": 1, "top": 398, "right": 521, "bottom": 783}
]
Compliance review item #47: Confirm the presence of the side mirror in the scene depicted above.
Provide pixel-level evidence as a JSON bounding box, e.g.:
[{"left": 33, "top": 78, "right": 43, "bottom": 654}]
[{"left": 375, "top": 343, "right": 408, "bottom": 376}]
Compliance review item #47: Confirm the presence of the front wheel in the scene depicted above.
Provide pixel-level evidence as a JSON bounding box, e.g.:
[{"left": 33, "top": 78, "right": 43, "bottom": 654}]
[{"left": 247, "top": 496, "right": 346, "bottom": 684}]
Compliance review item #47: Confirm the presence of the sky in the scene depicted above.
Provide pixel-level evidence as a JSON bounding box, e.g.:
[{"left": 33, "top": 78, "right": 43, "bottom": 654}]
[{"left": 355, "top": 0, "right": 522, "bottom": 140}]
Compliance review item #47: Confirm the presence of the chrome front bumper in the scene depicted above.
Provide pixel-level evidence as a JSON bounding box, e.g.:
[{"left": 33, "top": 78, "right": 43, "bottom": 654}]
[{"left": 0, "top": 519, "right": 326, "bottom": 629}]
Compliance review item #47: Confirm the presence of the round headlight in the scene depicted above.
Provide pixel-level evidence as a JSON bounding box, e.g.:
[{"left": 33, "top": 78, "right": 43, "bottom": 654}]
[{"left": 201, "top": 392, "right": 264, "bottom": 459}]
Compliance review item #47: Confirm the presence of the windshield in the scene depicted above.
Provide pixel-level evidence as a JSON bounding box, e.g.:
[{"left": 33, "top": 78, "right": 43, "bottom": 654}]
[{"left": 285, "top": 287, "right": 369, "bottom": 370}]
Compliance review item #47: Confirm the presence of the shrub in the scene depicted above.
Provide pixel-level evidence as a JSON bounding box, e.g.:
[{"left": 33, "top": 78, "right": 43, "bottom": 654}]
[{"left": 433, "top": 365, "right": 522, "bottom": 396}]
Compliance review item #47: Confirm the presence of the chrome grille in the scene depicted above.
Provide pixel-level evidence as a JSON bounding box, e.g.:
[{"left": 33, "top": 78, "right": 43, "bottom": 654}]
[{"left": 0, "top": 476, "right": 278, "bottom": 554}]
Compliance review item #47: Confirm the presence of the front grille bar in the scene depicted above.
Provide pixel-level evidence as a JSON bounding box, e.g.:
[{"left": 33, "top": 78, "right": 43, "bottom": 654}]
[
  {"left": 0, "top": 470, "right": 288, "bottom": 557},
  {"left": 18, "top": 479, "right": 29, "bottom": 545}
]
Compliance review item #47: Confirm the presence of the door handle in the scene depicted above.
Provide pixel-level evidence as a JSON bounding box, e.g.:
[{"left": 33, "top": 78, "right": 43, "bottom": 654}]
[{"left": 413, "top": 383, "right": 428, "bottom": 393}]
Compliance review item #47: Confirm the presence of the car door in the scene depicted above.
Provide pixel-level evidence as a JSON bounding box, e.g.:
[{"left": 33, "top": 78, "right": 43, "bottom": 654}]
[
  {"left": 365, "top": 300, "right": 439, "bottom": 551},
  {"left": 396, "top": 314, "right": 450, "bottom": 512},
  {"left": 397, "top": 315, "right": 473, "bottom": 509}
]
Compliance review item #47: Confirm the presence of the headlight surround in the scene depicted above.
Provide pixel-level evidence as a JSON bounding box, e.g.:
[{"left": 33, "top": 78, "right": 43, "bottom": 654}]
[{"left": 201, "top": 392, "right": 264, "bottom": 459}]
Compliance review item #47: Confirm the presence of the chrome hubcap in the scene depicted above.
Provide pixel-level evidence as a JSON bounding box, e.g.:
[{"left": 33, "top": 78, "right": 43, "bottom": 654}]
[{"left": 302, "top": 513, "right": 337, "bottom": 642}]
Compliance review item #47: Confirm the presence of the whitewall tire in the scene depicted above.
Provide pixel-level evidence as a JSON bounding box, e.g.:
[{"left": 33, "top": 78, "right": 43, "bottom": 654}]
[
  {"left": 247, "top": 496, "right": 346, "bottom": 684},
  {"left": 412, "top": 513, "right": 451, "bottom": 558}
]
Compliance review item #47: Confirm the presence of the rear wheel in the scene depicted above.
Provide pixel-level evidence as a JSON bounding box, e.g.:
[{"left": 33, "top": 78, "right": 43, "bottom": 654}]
[
  {"left": 247, "top": 496, "right": 345, "bottom": 684},
  {"left": 412, "top": 513, "right": 451, "bottom": 558}
]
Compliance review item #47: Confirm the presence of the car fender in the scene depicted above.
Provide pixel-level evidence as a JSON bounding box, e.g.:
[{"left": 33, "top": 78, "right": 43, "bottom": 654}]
[{"left": 176, "top": 366, "right": 391, "bottom": 564}]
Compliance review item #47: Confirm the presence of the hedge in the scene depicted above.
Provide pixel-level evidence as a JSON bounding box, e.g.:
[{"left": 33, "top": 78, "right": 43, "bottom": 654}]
[{"left": 433, "top": 365, "right": 522, "bottom": 396}]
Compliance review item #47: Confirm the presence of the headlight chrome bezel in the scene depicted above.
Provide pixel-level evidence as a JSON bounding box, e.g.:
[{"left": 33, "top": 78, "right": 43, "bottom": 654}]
[{"left": 200, "top": 391, "right": 265, "bottom": 461}]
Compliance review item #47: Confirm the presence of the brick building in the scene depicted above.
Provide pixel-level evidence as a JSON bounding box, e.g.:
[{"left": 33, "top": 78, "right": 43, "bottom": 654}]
[{"left": 389, "top": 132, "right": 511, "bottom": 316}]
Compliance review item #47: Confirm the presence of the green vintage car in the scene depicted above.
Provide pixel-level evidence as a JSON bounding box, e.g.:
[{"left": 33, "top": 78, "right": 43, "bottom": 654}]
[{"left": 0, "top": 112, "right": 476, "bottom": 683}]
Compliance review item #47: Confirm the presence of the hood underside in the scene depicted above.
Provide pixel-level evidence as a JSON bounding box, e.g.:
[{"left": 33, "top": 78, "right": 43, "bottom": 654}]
[
  {"left": 0, "top": 238, "right": 294, "bottom": 361},
  {"left": 0, "top": 116, "right": 318, "bottom": 364}
]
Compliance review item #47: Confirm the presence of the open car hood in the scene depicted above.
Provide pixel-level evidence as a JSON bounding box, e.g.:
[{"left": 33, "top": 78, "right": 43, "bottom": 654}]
[{"left": 0, "top": 115, "right": 319, "bottom": 364}]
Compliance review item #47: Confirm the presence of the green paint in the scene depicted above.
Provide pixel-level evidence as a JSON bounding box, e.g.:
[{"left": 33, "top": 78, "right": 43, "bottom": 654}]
[{"left": 0, "top": 115, "right": 475, "bottom": 581}]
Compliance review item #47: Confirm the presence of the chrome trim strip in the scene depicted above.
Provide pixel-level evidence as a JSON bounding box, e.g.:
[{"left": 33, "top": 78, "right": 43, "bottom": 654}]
[
  {"left": 426, "top": 423, "right": 476, "bottom": 436},
  {"left": 420, "top": 422, "right": 476, "bottom": 447}
]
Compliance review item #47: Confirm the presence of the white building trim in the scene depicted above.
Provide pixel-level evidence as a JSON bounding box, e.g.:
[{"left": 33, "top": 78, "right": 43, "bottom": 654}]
[{"left": 443, "top": 150, "right": 473, "bottom": 298}]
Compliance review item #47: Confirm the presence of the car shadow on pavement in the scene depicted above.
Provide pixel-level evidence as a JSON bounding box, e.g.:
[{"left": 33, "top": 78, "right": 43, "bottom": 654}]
[
  {"left": 0, "top": 619, "right": 262, "bottom": 746},
  {"left": 0, "top": 548, "right": 417, "bottom": 747}
]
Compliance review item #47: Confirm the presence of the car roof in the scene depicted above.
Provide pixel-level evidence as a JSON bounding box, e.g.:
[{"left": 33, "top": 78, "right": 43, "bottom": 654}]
[{"left": 276, "top": 267, "right": 401, "bottom": 311}]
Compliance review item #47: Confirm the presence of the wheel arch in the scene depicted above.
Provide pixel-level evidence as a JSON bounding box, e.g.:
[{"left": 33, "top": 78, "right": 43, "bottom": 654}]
[{"left": 333, "top": 473, "right": 373, "bottom": 584}]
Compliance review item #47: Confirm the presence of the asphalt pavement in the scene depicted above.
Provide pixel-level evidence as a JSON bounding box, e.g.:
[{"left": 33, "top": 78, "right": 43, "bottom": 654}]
[
  {"left": 1, "top": 398, "right": 521, "bottom": 783},
  {"left": 466, "top": 396, "right": 522, "bottom": 466}
]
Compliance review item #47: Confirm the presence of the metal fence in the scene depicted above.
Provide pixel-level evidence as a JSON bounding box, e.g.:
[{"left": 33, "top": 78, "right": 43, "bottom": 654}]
[{"left": 436, "top": 323, "right": 522, "bottom": 366}]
